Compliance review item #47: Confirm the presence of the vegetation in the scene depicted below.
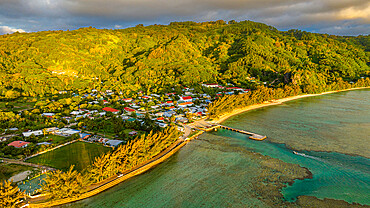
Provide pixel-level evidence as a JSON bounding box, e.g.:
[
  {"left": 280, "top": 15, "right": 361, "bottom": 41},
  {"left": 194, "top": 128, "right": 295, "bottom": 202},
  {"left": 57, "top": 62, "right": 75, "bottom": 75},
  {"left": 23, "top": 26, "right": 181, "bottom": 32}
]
[
  {"left": 207, "top": 78, "right": 370, "bottom": 119},
  {"left": 26, "top": 141, "right": 111, "bottom": 171},
  {"left": 0, "top": 180, "right": 25, "bottom": 208},
  {"left": 0, "top": 133, "right": 78, "bottom": 159},
  {"left": 0, "top": 163, "right": 33, "bottom": 181},
  {"left": 42, "top": 127, "right": 180, "bottom": 199},
  {"left": 42, "top": 165, "right": 90, "bottom": 200},
  {"left": 0, "top": 20, "right": 368, "bottom": 99}
]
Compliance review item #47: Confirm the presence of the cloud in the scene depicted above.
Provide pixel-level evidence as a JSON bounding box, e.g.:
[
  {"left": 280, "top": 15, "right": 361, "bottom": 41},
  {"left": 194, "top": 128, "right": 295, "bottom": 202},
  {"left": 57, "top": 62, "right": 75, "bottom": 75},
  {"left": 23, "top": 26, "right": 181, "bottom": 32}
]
[
  {"left": 0, "top": 25, "right": 25, "bottom": 34},
  {"left": 0, "top": 0, "right": 369, "bottom": 35}
]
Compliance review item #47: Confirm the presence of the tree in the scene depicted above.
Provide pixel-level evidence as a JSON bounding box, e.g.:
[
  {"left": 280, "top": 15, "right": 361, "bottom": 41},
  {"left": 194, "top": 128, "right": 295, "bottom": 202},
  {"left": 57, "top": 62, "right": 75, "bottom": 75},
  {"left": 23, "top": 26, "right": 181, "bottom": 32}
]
[
  {"left": 0, "top": 180, "right": 25, "bottom": 208},
  {"left": 42, "top": 165, "right": 90, "bottom": 199}
]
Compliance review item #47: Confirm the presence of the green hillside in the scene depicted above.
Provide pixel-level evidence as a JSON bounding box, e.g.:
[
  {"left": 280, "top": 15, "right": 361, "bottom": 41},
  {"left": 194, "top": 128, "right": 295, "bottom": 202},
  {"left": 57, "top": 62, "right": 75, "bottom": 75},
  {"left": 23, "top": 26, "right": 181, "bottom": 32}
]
[{"left": 0, "top": 20, "right": 369, "bottom": 98}]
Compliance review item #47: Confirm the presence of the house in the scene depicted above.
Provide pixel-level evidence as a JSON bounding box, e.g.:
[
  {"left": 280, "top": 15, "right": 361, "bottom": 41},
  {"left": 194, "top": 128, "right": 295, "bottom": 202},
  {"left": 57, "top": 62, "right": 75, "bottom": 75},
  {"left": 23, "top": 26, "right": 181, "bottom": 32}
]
[
  {"left": 22, "top": 130, "right": 43, "bottom": 137},
  {"left": 180, "top": 96, "right": 192, "bottom": 102},
  {"left": 136, "top": 113, "right": 145, "bottom": 118},
  {"left": 102, "top": 107, "right": 120, "bottom": 114},
  {"left": 178, "top": 102, "right": 194, "bottom": 108},
  {"left": 122, "top": 98, "right": 132, "bottom": 102},
  {"left": 157, "top": 122, "right": 168, "bottom": 128},
  {"left": 202, "top": 83, "right": 219, "bottom": 88},
  {"left": 44, "top": 127, "right": 59, "bottom": 133},
  {"left": 8, "top": 141, "right": 30, "bottom": 148},
  {"left": 37, "top": 142, "right": 51, "bottom": 146},
  {"left": 196, "top": 112, "right": 203, "bottom": 116},
  {"left": 54, "top": 128, "right": 80, "bottom": 137},
  {"left": 129, "top": 104, "right": 141, "bottom": 109},
  {"left": 129, "top": 131, "right": 137, "bottom": 136},
  {"left": 124, "top": 107, "right": 136, "bottom": 113},
  {"left": 226, "top": 87, "right": 243, "bottom": 91},
  {"left": 42, "top": 113, "right": 55, "bottom": 118},
  {"left": 150, "top": 105, "right": 160, "bottom": 109},
  {"left": 156, "top": 117, "right": 165, "bottom": 122},
  {"left": 165, "top": 101, "right": 174, "bottom": 106},
  {"left": 164, "top": 111, "right": 176, "bottom": 118},
  {"left": 105, "top": 140, "right": 124, "bottom": 147},
  {"left": 70, "top": 110, "right": 83, "bottom": 115},
  {"left": 176, "top": 117, "right": 188, "bottom": 123},
  {"left": 79, "top": 133, "right": 91, "bottom": 139},
  {"left": 155, "top": 112, "right": 164, "bottom": 117},
  {"left": 151, "top": 94, "right": 161, "bottom": 98},
  {"left": 103, "top": 100, "right": 109, "bottom": 104},
  {"left": 7, "top": 128, "right": 18, "bottom": 131}
]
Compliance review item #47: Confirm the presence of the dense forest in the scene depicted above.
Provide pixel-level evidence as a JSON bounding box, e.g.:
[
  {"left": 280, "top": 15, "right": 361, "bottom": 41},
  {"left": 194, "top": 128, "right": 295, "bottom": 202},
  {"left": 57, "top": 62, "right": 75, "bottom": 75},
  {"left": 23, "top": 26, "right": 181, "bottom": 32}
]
[{"left": 0, "top": 20, "right": 369, "bottom": 98}]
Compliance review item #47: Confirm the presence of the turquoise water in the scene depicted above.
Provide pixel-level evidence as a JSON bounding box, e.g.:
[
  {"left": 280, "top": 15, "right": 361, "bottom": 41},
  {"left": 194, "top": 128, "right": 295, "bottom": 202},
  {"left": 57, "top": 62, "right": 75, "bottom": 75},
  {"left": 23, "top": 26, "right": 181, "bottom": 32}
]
[
  {"left": 211, "top": 129, "right": 370, "bottom": 204},
  {"left": 64, "top": 89, "right": 370, "bottom": 207}
]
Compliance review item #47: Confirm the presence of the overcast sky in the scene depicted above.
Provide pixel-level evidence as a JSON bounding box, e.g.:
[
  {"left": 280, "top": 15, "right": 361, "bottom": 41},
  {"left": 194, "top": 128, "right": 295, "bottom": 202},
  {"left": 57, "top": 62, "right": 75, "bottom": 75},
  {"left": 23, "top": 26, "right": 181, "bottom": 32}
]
[{"left": 0, "top": 0, "right": 369, "bottom": 36}]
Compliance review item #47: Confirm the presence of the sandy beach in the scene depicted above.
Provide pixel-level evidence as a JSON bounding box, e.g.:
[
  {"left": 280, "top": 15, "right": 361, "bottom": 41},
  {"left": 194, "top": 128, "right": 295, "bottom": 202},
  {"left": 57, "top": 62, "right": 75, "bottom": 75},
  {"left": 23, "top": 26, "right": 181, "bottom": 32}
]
[{"left": 212, "top": 87, "right": 370, "bottom": 124}]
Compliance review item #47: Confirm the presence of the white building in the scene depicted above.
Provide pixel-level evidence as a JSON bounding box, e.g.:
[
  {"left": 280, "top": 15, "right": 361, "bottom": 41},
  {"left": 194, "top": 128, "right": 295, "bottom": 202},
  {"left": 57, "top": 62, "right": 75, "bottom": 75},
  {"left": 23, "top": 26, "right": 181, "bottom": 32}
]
[{"left": 22, "top": 130, "right": 43, "bottom": 137}]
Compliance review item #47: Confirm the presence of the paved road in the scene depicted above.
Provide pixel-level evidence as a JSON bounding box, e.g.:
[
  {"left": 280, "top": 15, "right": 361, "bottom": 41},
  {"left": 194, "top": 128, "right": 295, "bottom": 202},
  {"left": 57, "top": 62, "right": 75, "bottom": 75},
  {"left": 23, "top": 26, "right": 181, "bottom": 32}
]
[{"left": 0, "top": 158, "right": 56, "bottom": 171}]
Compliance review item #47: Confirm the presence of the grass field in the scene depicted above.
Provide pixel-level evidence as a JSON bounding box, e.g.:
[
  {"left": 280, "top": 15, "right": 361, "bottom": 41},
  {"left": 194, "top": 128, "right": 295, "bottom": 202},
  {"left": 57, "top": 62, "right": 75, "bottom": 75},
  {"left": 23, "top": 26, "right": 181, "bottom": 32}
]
[
  {"left": 0, "top": 163, "right": 34, "bottom": 181},
  {"left": 26, "top": 142, "right": 111, "bottom": 172}
]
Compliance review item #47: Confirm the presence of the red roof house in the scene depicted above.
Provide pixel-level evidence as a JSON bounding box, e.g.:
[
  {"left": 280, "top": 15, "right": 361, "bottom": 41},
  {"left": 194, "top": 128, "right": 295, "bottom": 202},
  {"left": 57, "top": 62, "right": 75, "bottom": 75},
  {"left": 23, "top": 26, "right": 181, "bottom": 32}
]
[
  {"left": 180, "top": 96, "right": 192, "bottom": 101},
  {"left": 124, "top": 107, "right": 136, "bottom": 113},
  {"left": 122, "top": 98, "right": 132, "bottom": 102},
  {"left": 102, "top": 107, "right": 120, "bottom": 114},
  {"left": 165, "top": 101, "right": 174, "bottom": 106},
  {"left": 8, "top": 141, "right": 30, "bottom": 148},
  {"left": 156, "top": 117, "right": 165, "bottom": 121},
  {"left": 226, "top": 87, "right": 243, "bottom": 90}
]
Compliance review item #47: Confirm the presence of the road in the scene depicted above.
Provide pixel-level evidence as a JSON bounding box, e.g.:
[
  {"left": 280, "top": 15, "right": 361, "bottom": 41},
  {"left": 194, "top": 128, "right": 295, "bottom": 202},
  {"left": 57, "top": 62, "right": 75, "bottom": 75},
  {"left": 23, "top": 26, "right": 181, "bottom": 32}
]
[{"left": 0, "top": 158, "right": 55, "bottom": 171}]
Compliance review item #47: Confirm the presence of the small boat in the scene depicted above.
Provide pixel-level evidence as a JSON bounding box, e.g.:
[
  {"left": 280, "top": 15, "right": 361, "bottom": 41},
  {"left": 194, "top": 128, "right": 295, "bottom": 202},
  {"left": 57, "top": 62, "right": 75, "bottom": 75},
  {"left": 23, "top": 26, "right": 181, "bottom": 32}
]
[{"left": 293, "top": 151, "right": 307, "bottom": 156}]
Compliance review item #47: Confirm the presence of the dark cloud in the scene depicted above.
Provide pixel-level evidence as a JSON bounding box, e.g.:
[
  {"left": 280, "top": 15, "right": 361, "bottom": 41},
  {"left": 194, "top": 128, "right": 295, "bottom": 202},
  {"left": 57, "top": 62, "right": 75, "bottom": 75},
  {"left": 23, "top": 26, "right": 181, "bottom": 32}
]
[{"left": 0, "top": 0, "right": 369, "bottom": 35}]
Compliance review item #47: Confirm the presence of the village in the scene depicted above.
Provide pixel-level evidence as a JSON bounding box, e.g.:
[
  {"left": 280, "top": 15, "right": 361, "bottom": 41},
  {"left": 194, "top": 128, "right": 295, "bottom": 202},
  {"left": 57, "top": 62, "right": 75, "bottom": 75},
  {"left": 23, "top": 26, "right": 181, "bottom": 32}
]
[
  {"left": 1, "top": 83, "right": 251, "bottom": 152},
  {"left": 0, "top": 83, "right": 252, "bottom": 195}
]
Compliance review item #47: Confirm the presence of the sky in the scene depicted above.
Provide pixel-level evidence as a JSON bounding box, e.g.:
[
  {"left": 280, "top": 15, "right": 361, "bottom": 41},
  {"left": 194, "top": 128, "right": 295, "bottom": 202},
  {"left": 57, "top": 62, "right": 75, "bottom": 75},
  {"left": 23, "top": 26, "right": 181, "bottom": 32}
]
[{"left": 0, "top": 0, "right": 369, "bottom": 36}]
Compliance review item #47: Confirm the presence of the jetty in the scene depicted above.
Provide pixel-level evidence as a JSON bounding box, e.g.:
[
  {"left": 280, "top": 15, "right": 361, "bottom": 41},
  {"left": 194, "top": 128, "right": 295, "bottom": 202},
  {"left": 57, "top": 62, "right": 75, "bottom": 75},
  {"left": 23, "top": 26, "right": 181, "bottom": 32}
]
[
  {"left": 192, "top": 121, "right": 266, "bottom": 141},
  {"left": 218, "top": 125, "right": 266, "bottom": 140}
]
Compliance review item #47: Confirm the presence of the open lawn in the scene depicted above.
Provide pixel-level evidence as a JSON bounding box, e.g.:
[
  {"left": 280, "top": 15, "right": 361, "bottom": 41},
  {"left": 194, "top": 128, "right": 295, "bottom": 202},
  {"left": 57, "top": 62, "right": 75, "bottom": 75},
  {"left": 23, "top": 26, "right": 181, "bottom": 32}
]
[
  {"left": 0, "top": 163, "right": 34, "bottom": 181},
  {"left": 26, "top": 142, "right": 111, "bottom": 172}
]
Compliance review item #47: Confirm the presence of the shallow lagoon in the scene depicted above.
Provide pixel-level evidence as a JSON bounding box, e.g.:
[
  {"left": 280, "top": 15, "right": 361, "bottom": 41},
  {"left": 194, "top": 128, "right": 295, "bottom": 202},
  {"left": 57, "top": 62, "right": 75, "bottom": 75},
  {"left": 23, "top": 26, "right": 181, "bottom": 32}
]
[{"left": 64, "top": 89, "right": 370, "bottom": 207}]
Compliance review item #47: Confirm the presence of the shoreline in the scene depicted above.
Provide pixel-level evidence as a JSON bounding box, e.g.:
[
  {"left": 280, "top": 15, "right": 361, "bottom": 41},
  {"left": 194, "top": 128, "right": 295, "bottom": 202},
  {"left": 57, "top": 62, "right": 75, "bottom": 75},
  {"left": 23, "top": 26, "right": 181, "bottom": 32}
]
[
  {"left": 212, "top": 87, "right": 370, "bottom": 124},
  {"left": 28, "top": 132, "right": 204, "bottom": 207},
  {"left": 26, "top": 86, "right": 369, "bottom": 207}
]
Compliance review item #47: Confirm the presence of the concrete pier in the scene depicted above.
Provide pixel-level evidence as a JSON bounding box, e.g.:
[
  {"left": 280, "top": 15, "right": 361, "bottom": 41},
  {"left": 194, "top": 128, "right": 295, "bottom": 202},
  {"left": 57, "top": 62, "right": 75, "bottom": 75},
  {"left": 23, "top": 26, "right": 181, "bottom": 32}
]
[{"left": 217, "top": 125, "right": 267, "bottom": 141}]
